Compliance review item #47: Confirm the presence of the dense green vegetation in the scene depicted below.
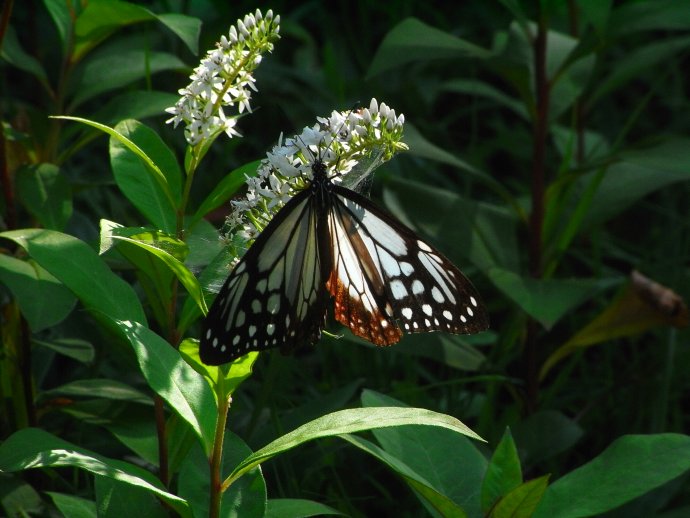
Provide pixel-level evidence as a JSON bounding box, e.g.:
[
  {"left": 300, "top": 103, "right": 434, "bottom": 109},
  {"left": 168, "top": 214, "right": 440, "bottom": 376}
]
[{"left": 1, "top": 1, "right": 689, "bottom": 517}]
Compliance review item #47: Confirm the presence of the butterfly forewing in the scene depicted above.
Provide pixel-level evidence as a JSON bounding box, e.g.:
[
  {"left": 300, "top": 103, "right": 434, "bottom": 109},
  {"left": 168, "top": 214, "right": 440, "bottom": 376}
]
[
  {"left": 328, "top": 186, "right": 489, "bottom": 341},
  {"left": 200, "top": 191, "right": 329, "bottom": 365}
]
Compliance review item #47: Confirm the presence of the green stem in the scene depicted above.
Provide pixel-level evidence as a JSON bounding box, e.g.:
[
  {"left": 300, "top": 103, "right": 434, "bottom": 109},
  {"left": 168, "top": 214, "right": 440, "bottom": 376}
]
[{"left": 209, "top": 378, "right": 230, "bottom": 518}]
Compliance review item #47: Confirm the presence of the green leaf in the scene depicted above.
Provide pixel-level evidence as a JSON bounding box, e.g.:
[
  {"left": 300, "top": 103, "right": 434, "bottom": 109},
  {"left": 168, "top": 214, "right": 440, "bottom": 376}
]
[
  {"left": 534, "top": 434, "right": 690, "bottom": 518},
  {"left": 511, "top": 411, "right": 583, "bottom": 466},
  {"left": 43, "top": 0, "right": 73, "bottom": 54},
  {"left": 46, "top": 492, "right": 97, "bottom": 518},
  {"left": 578, "top": 0, "right": 613, "bottom": 36},
  {"left": 95, "top": 477, "right": 167, "bottom": 518},
  {"left": 71, "top": 49, "right": 186, "bottom": 108},
  {"left": 482, "top": 428, "right": 523, "bottom": 513},
  {"left": 363, "top": 390, "right": 487, "bottom": 517},
  {"left": 0, "top": 229, "right": 146, "bottom": 325},
  {"left": 34, "top": 338, "right": 95, "bottom": 363},
  {"left": 0, "top": 25, "right": 48, "bottom": 84},
  {"left": 581, "top": 139, "right": 690, "bottom": 228},
  {"left": 0, "top": 255, "right": 76, "bottom": 332},
  {"left": 110, "top": 119, "right": 181, "bottom": 232},
  {"left": 265, "top": 499, "right": 346, "bottom": 517},
  {"left": 540, "top": 281, "right": 685, "bottom": 380},
  {"left": 225, "top": 406, "right": 483, "bottom": 487},
  {"left": 111, "top": 319, "right": 216, "bottom": 455},
  {"left": 73, "top": 0, "right": 199, "bottom": 59},
  {"left": 590, "top": 35, "right": 690, "bottom": 107},
  {"left": 440, "top": 78, "right": 528, "bottom": 119},
  {"left": 342, "top": 434, "right": 468, "bottom": 518},
  {"left": 43, "top": 379, "right": 152, "bottom": 405},
  {"left": 56, "top": 116, "right": 177, "bottom": 224},
  {"left": 178, "top": 435, "right": 266, "bottom": 518},
  {"left": 0, "top": 428, "right": 191, "bottom": 517},
  {"left": 15, "top": 163, "right": 72, "bottom": 230},
  {"left": 178, "top": 338, "right": 257, "bottom": 396},
  {"left": 0, "top": 477, "right": 43, "bottom": 517},
  {"left": 487, "top": 268, "right": 618, "bottom": 329},
  {"left": 191, "top": 160, "right": 262, "bottom": 225},
  {"left": 156, "top": 13, "right": 201, "bottom": 55},
  {"left": 368, "top": 17, "right": 491, "bottom": 78},
  {"left": 610, "top": 0, "right": 690, "bottom": 36},
  {"left": 492, "top": 475, "right": 550, "bottom": 518},
  {"left": 112, "top": 234, "right": 206, "bottom": 315}
]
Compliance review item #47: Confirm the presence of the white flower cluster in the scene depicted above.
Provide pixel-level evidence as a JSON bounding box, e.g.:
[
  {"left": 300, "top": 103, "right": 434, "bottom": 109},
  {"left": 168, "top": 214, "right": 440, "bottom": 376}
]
[
  {"left": 226, "top": 98, "right": 408, "bottom": 242},
  {"left": 165, "top": 9, "right": 280, "bottom": 145}
]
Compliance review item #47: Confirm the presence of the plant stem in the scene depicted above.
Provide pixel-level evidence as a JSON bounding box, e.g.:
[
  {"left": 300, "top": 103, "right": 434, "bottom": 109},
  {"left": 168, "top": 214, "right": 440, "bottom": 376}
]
[
  {"left": 154, "top": 395, "right": 169, "bottom": 487},
  {"left": 526, "top": 11, "right": 550, "bottom": 413},
  {"left": 209, "top": 383, "right": 230, "bottom": 518}
]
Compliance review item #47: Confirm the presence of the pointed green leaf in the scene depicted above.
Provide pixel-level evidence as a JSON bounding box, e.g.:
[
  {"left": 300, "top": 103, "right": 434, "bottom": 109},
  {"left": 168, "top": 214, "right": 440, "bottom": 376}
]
[
  {"left": 0, "top": 428, "right": 190, "bottom": 517},
  {"left": 342, "top": 434, "right": 468, "bottom": 518},
  {"left": 15, "top": 164, "right": 72, "bottom": 231},
  {"left": 226, "top": 406, "right": 483, "bottom": 487},
  {"left": 492, "top": 475, "right": 550, "bottom": 518},
  {"left": 534, "top": 434, "right": 690, "bottom": 518},
  {"left": 482, "top": 428, "right": 523, "bottom": 513},
  {"left": 112, "top": 320, "right": 216, "bottom": 454},
  {"left": 0, "top": 229, "right": 146, "bottom": 325},
  {"left": 265, "top": 499, "right": 346, "bottom": 517},
  {"left": 0, "top": 254, "right": 76, "bottom": 332},
  {"left": 45, "top": 492, "right": 97, "bottom": 518}
]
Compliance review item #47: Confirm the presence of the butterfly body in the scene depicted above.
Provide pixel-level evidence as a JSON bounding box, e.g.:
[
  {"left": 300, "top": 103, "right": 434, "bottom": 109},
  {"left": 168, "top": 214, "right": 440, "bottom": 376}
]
[{"left": 200, "top": 158, "right": 488, "bottom": 365}]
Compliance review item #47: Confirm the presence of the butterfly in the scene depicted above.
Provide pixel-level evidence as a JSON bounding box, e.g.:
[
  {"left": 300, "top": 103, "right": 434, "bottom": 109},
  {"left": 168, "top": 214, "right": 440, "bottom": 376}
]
[{"left": 200, "top": 152, "right": 489, "bottom": 365}]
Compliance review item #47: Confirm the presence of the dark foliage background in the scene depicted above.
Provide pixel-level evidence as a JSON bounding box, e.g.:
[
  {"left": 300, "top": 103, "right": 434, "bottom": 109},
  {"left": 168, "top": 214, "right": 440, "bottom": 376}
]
[{"left": 1, "top": 1, "right": 689, "bottom": 517}]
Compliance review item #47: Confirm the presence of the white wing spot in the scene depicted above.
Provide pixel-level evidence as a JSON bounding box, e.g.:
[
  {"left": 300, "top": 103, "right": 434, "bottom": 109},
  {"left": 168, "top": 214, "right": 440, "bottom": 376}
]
[
  {"left": 404, "top": 323, "right": 410, "bottom": 330},
  {"left": 248, "top": 325, "right": 257, "bottom": 337},
  {"left": 379, "top": 248, "right": 401, "bottom": 277},
  {"left": 443, "top": 310, "right": 453, "bottom": 320},
  {"left": 422, "top": 304, "right": 432, "bottom": 316},
  {"left": 235, "top": 262, "right": 246, "bottom": 274},
  {"left": 221, "top": 345, "right": 226, "bottom": 352},
  {"left": 205, "top": 329, "right": 212, "bottom": 339},
  {"left": 257, "top": 279, "right": 267, "bottom": 293},
  {"left": 381, "top": 320, "right": 389, "bottom": 328},
  {"left": 412, "top": 279, "right": 424, "bottom": 294},
  {"left": 285, "top": 315, "right": 291, "bottom": 327},
  {"left": 251, "top": 299, "right": 262, "bottom": 313},
  {"left": 417, "top": 240, "right": 432, "bottom": 252},
  {"left": 432, "top": 287, "right": 445, "bottom": 303},
  {"left": 461, "top": 315, "right": 467, "bottom": 323},
  {"left": 424, "top": 319, "right": 431, "bottom": 327},
  {"left": 402, "top": 307, "right": 413, "bottom": 320},
  {"left": 434, "top": 318, "right": 439, "bottom": 325},
  {"left": 470, "top": 296, "right": 478, "bottom": 307},
  {"left": 212, "top": 338, "right": 218, "bottom": 348},
  {"left": 413, "top": 321, "right": 419, "bottom": 329},
  {"left": 400, "top": 262, "right": 414, "bottom": 276},
  {"left": 467, "top": 307, "right": 474, "bottom": 317},
  {"left": 390, "top": 279, "right": 408, "bottom": 300},
  {"left": 236, "top": 311, "right": 246, "bottom": 327},
  {"left": 232, "top": 336, "right": 240, "bottom": 345},
  {"left": 268, "top": 293, "right": 280, "bottom": 314},
  {"left": 267, "top": 323, "right": 275, "bottom": 335}
]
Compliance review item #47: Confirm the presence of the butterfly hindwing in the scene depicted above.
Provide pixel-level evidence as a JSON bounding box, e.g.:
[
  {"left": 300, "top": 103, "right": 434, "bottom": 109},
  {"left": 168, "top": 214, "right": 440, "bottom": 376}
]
[
  {"left": 327, "top": 186, "right": 489, "bottom": 344},
  {"left": 200, "top": 190, "right": 329, "bottom": 365}
]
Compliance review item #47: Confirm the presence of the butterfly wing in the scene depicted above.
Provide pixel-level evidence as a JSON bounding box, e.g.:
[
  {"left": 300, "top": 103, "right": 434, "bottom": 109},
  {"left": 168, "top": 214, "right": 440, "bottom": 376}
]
[
  {"left": 200, "top": 191, "right": 329, "bottom": 365},
  {"left": 327, "top": 186, "right": 489, "bottom": 345}
]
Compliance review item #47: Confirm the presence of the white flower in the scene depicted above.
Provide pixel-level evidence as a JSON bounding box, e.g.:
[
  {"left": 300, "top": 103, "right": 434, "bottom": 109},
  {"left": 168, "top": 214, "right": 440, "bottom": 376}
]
[
  {"left": 165, "top": 9, "right": 280, "bottom": 146},
  {"left": 225, "top": 99, "right": 408, "bottom": 244}
]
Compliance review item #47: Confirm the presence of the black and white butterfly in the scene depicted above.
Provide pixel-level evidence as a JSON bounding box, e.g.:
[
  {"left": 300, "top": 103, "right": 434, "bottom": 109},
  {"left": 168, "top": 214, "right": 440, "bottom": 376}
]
[{"left": 200, "top": 153, "right": 489, "bottom": 365}]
